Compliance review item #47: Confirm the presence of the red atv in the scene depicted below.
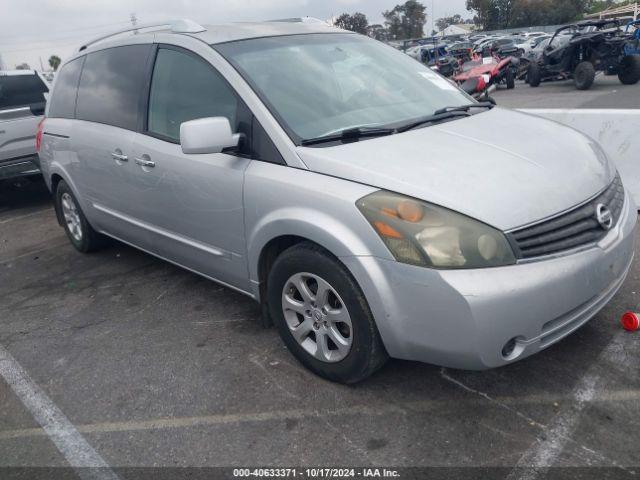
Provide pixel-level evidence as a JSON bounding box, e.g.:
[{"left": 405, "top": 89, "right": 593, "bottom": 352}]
[
  {"left": 454, "top": 56, "right": 518, "bottom": 90},
  {"left": 457, "top": 75, "right": 497, "bottom": 103}
]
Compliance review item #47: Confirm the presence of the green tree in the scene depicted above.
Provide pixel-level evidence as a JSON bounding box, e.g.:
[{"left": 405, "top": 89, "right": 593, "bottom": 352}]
[
  {"left": 436, "top": 14, "right": 464, "bottom": 32},
  {"left": 467, "top": 0, "right": 593, "bottom": 30},
  {"left": 367, "top": 24, "right": 390, "bottom": 41},
  {"left": 48, "top": 55, "right": 61, "bottom": 71},
  {"left": 383, "top": 0, "right": 428, "bottom": 40},
  {"left": 335, "top": 12, "right": 369, "bottom": 34}
]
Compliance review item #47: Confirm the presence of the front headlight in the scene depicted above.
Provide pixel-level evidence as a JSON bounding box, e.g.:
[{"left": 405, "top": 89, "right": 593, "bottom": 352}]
[{"left": 357, "top": 191, "right": 516, "bottom": 269}]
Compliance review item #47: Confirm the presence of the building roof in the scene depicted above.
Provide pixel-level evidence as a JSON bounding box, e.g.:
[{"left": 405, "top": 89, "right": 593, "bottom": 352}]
[
  {"left": 439, "top": 24, "right": 474, "bottom": 36},
  {"left": 584, "top": 2, "right": 639, "bottom": 19}
]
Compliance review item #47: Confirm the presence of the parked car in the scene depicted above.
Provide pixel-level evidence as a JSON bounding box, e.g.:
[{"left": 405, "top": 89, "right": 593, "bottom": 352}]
[
  {"left": 517, "top": 34, "right": 551, "bottom": 56},
  {"left": 40, "top": 19, "right": 636, "bottom": 383},
  {"left": 0, "top": 70, "right": 48, "bottom": 182},
  {"left": 407, "top": 44, "right": 459, "bottom": 77},
  {"left": 422, "top": 45, "right": 460, "bottom": 77},
  {"left": 448, "top": 41, "right": 474, "bottom": 63},
  {"left": 474, "top": 37, "right": 515, "bottom": 56},
  {"left": 528, "top": 19, "right": 640, "bottom": 90}
]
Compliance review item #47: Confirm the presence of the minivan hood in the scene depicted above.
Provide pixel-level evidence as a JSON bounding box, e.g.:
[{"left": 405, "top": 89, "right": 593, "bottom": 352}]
[{"left": 296, "top": 108, "right": 615, "bottom": 231}]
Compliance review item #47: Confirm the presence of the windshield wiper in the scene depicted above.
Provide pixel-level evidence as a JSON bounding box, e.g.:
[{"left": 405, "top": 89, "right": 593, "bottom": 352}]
[
  {"left": 301, "top": 104, "right": 495, "bottom": 145},
  {"left": 395, "top": 110, "right": 473, "bottom": 133},
  {"left": 433, "top": 102, "right": 495, "bottom": 116},
  {"left": 396, "top": 103, "right": 495, "bottom": 133},
  {"left": 301, "top": 126, "right": 396, "bottom": 146}
]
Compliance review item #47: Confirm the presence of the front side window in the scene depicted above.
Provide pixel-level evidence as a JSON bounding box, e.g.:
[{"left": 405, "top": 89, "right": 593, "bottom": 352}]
[
  {"left": 0, "top": 73, "right": 48, "bottom": 111},
  {"left": 214, "top": 34, "right": 471, "bottom": 144},
  {"left": 76, "top": 45, "right": 151, "bottom": 130},
  {"left": 147, "top": 48, "right": 238, "bottom": 142}
]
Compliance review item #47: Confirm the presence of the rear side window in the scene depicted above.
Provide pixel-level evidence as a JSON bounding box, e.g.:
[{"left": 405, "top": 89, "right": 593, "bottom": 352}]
[
  {"left": 147, "top": 48, "right": 238, "bottom": 142},
  {"left": 76, "top": 45, "right": 150, "bottom": 130},
  {"left": 0, "top": 74, "right": 48, "bottom": 110},
  {"left": 48, "top": 58, "right": 83, "bottom": 119}
]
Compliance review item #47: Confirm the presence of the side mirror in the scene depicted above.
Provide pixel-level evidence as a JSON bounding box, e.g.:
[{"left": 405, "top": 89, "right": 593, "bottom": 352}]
[{"left": 180, "top": 117, "right": 241, "bottom": 155}]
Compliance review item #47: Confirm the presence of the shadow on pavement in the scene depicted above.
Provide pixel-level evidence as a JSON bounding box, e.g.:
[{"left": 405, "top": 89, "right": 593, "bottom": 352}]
[{"left": 0, "top": 176, "right": 52, "bottom": 213}]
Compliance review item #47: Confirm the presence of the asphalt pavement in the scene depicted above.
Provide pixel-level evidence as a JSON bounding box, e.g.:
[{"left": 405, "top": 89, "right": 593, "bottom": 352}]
[{"left": 493, "top": 74, "right": 640, "bottom": 109}]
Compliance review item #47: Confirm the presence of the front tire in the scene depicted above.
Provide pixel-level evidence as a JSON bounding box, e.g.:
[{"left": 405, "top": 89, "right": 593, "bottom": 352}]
[
  {"left": 528, "top": 62, "right": 541, "bottom": 87},
  {"left": 267, "top": 243, "right": 388, "bottom": 384},
  {"left": 574, "top": 61, "right": 595, "bottom": 90},
  {"left": 506, "top": 68, "right": 516, "bottom": 89},
  {"left": 55, "top": 180, "right": 107, "bottom": 253},
  {"left": 618, "top": 54, "right": 640, "bottom": 85}
]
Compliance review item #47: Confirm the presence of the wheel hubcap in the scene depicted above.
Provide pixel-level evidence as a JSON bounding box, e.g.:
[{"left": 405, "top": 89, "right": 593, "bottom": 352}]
[
  {"left": 61, "top": 193, "right": 83, "bottom": 242},
  {"left": 281, "top": 272, "right": 353, "bottom": 363}
]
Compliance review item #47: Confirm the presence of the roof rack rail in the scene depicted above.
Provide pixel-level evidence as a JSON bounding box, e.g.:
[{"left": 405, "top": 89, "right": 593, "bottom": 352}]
[
  {"left": 78, "top": 19, "right": 205, "bottom": 52},
  {"left": 268, "top": 17, "right": 327, "bottom": 24}
]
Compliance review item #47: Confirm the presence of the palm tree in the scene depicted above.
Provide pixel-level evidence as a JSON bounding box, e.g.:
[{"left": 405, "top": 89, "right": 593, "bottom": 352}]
[{"left": 48, "top": 55, "right": 61, "bottom": 71}]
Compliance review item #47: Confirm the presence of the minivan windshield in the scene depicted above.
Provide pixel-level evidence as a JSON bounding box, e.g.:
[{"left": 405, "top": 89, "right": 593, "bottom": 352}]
[{"left": 214, "top": 34, "right": 472, "bottom": 145}]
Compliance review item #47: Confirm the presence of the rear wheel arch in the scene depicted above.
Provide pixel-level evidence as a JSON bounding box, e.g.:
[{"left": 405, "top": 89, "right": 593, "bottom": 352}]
[
  {"left": 51, "top": 173, "right": 65, "bottom": 226},
  {"left": 54, "top": 179, "right": 108, "bottom": 253}
]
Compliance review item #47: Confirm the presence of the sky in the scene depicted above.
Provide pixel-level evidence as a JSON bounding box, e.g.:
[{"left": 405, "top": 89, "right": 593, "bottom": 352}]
[{"left": 1, "top": 0, "right": 470, "bottom": 70}]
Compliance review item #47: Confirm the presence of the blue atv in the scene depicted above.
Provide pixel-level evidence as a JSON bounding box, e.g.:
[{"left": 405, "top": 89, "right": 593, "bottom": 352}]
[{"left": 624, "top": 19, "right": 640, "bottom": 56}]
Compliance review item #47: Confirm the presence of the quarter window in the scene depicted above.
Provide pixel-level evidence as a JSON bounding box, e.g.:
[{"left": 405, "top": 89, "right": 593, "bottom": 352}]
[
  {"left": 47, "top": 57, "right": 83, "bottom": 119},
  {"left": 76, "top": 45, "right": 151, "bottom": 131},
  {"left": 147, "top": 48, "right": 238, "bottom": 142}
]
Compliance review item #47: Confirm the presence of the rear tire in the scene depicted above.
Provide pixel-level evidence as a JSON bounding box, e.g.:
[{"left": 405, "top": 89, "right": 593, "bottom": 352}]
[
  {"left": 55, "top": 180, "right": 108, "bottom": 253},
  {"left": 267, "top": 242, "right": 388, "bottom": 384},
  {"left": 528, "top": 63, "right": 541, "bottom": 87},
  {"left": 618, "top": 54, "right": 640, "bottom": 85},
  {"left": 574, "top": 61, "right": 596, "bottom": 90}
]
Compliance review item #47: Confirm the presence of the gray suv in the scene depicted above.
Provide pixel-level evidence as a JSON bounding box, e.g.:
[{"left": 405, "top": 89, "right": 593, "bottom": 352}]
[
  {"left": 38, "top": 20, "right": 636, "bottom": 383},
  {"left": 1, "top": 70, "right": 48, "bottom": 181}
]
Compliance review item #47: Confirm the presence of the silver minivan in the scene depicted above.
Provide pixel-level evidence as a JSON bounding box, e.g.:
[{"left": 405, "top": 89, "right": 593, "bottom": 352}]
[{"left": 38, "top": 20, "right": 636, "bottom": 383}]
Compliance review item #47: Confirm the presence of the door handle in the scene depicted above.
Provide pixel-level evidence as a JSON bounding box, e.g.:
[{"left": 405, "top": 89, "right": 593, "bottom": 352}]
[
  {"left": 111, "top": 152, "right": 128, "bottom": 162},
  {"left": 135, "top": 158, "right": 155, "bottom": 168}
]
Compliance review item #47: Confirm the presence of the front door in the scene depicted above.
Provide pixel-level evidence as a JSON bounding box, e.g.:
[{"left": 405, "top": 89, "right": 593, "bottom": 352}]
[{"left": 126, "top": 46, "right": 252, "bottom": 292}]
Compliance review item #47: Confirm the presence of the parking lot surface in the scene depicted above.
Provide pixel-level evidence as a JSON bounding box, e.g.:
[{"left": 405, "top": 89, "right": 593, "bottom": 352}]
[
  {"left": 1, "top": 82, "right": 640, "bottom": 479},
  {"left": 494, "top": 75, "right": 640, "bottom": 109}
]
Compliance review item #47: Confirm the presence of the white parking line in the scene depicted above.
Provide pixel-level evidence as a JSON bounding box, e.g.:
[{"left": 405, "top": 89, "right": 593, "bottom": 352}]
[
  {"left": 506, "top": 333, "right": 631, "bottom": 479},
  {"left": 0, "top": 345, "right": 119, "bottom": 480}
]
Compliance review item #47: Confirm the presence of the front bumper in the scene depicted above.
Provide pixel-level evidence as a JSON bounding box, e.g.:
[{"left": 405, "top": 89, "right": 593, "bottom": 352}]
[
  {"left": 342, "top": 189, "right": 637, "bottom": 370},
  {"left": 0, "top": 154, "right": 41, "bottom": 180}
]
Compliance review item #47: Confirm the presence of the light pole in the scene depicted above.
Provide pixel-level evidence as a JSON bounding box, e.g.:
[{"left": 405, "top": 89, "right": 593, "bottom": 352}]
[{"left": 432, "top": 0, "right": 435, "bottom": 35}]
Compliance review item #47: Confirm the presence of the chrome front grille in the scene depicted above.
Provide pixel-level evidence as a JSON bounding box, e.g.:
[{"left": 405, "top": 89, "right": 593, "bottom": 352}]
[{"left": 508, "top": 175, "right": 624, "bottom": 260}]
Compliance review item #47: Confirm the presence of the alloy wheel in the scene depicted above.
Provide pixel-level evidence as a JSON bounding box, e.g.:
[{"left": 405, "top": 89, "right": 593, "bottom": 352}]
[
  {"left": 61, "top": 192, "right": 83, "bottom": 242},
  {"left": 281, "top": 272, "right": 353, "bottom": 363}
]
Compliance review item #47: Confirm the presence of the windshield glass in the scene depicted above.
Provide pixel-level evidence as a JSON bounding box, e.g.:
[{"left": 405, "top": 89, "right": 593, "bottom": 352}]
[{"left": 214, "top": 34, "right": 471, "bottom": 144}]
